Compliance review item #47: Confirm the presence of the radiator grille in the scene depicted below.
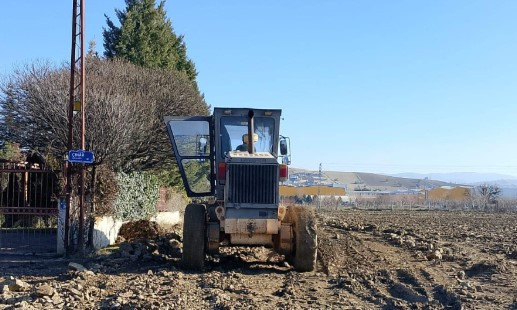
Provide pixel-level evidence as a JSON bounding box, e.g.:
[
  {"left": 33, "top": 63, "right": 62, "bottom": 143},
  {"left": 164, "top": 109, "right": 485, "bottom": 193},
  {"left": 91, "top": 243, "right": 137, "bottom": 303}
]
[{"left": 228, "top": 164, "right": 278, "bottom": 204}]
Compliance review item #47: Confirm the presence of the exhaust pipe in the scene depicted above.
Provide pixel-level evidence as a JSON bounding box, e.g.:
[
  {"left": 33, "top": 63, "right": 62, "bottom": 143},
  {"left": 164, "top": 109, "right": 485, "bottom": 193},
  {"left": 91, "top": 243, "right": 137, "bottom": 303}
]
[{"left": 248, "top": 110, "right": 254, "bottom": 154}]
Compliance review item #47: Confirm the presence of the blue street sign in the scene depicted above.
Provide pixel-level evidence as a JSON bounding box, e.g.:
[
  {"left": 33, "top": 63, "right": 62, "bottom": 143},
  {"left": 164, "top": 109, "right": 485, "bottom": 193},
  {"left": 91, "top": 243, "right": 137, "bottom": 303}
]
[
  {"left": 59, "top": 198, "right": 67, "bottom": 210},
  {"left": 68, "top": 150, "right": 95, "bottom": 164}
]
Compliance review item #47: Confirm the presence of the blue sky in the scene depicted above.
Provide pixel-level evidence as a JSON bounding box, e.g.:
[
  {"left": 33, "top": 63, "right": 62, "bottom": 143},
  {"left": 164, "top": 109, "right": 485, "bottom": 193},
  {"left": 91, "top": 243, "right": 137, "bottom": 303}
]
[{"left": 1, "top": 1, "right": 517, "bottom": 175}]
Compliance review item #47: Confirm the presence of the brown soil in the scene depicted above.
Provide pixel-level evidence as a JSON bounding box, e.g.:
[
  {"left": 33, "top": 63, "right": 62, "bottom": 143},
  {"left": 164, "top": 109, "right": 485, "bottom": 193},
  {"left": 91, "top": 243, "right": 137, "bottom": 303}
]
[
  {"left": 1, "top": 210, "right": 516, "bottom": 309},
  {"left": 118, "top": 220, "right": 162, "bottom": 241}
]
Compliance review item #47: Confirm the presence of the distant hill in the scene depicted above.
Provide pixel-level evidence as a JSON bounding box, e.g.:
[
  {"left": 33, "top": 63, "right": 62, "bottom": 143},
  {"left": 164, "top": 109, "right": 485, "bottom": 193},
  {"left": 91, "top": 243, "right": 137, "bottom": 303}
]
[
  {"left": 392, "top": 172, "right": 517, "bottom": 184},
  {"left": 289, "top": 168, "right": 455, "bottom": 191},
  {"left": 288, "top": 169, "right": 517, "bottom": 198},
  {"left": 468, "top": 179, "right": 517, "bottom": 187}
]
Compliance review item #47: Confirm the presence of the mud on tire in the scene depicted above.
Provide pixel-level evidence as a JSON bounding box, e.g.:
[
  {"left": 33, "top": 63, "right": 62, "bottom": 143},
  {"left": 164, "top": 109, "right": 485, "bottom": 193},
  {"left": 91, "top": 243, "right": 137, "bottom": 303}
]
[
  {"left": 286, "top": 205, "right": 318, "bottom": 272},
  {"left": 182, "top": 204, "right": 206, "bottom": 269}
]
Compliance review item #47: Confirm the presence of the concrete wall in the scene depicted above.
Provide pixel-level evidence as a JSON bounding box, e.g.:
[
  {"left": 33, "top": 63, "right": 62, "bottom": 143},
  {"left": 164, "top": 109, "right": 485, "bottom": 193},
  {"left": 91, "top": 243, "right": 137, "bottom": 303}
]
[
  {"left": 57, "top": 211, "right": 181, "bottom": 252},
  {"left": 91, "top": 216, "right": 124, "bottom": 250}
]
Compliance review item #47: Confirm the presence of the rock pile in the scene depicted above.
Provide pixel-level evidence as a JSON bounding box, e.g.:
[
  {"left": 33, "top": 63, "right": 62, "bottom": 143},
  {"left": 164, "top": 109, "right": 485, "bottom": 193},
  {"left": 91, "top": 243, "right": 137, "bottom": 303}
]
[{"left": 113, "top": 234, "right": 183, "bottom": 262}]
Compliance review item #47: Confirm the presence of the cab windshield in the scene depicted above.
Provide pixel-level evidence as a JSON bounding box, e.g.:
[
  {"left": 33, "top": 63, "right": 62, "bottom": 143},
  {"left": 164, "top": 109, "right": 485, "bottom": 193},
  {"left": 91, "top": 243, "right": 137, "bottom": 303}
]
[{"left": 220, "top": 116, "right": 275, "bottom": 156}]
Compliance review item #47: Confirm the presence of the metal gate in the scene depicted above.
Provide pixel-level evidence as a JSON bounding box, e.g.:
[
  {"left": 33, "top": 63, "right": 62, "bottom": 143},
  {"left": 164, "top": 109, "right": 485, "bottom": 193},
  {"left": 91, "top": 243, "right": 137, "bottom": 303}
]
[{"left": 0, "top": 162, "right": 60, "bottom": 254}]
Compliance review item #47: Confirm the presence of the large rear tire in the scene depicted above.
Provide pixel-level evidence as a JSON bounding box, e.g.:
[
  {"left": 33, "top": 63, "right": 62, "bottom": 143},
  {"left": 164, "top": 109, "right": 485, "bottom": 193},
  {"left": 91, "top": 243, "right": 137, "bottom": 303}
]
[
  {"left": 287, "top": 206, "right": 317, "bottom": 272},
  {"left": 182, "top": 204, "right": 206, "bottom": 270}
]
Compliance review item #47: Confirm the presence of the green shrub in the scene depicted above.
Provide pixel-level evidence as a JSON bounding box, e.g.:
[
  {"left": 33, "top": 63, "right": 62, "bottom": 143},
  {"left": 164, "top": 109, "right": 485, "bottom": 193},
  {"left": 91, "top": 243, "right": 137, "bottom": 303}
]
[
  {"left": 0, "top": 211, "right": 4, "bottom": 227},
  {"left": 0, "top": 141, "right": 25, "bottom": 162},
  {"left": 32, "top": 216, "right": 46, "bottom": 229},
  {"left": 114, "top": 172, "right": 159, "bottom": 221},
  {"left": 46, "top": 216, "right": 57, "bottom": 228}
]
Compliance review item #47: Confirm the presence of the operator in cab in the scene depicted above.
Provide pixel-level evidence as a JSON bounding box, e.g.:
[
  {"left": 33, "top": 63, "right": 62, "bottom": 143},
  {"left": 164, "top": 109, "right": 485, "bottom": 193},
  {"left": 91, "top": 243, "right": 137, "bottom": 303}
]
[{"left": 236, "top": 133, "right": 258, "bottom": 152}]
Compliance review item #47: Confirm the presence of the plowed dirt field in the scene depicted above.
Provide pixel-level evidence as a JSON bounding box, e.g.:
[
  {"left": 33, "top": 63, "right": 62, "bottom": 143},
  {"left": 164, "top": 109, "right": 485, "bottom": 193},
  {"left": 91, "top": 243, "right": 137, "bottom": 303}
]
[{"left": 1, "top": 210, "right": 516, "bottom": 309}]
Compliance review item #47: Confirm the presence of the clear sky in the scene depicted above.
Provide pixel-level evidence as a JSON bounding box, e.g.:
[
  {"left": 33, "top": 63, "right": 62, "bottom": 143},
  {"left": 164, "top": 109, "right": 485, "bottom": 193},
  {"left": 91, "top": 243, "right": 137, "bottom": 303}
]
[{"left": 1, "top": 1, "right": 516, "bottom": 175}]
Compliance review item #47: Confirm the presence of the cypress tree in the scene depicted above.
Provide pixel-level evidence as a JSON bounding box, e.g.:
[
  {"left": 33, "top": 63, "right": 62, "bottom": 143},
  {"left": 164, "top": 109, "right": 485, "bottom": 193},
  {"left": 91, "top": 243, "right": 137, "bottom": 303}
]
[{"left": 103, "top": 0, "right": 198, "bottom": 83}]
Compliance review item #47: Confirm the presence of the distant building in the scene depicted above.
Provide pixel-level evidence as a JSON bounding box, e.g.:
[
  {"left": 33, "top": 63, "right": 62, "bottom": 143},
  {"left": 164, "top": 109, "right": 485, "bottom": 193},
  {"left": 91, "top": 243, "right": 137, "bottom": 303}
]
[{"left": 426, "top": 186, "right": 472, "bottom": 202}]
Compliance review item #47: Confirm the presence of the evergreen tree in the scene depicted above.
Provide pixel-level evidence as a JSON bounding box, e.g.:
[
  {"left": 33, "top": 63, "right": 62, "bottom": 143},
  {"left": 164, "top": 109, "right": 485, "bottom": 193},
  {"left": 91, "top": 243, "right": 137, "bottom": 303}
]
[{"left": 103, "top": 0, "right": 198, "bottom": 83}]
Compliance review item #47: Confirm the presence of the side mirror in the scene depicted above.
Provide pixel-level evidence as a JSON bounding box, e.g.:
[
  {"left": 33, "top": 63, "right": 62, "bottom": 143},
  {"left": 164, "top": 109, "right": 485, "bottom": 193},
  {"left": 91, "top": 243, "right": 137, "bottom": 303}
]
[
  {"left": 197, "top": 137, "right": 208, "bottom": 155},
  {"left": 280, "top": 139, "right": 288, "bottom": 155},
  {"left": 279, "top": 136, "right": 291, "bottom": 165}
]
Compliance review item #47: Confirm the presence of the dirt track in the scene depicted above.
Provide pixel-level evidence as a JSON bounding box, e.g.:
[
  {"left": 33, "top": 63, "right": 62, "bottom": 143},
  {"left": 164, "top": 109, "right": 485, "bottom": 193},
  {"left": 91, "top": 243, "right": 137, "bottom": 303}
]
[{"left": 1, "top": 210, "right": 517, "bottom": 309}]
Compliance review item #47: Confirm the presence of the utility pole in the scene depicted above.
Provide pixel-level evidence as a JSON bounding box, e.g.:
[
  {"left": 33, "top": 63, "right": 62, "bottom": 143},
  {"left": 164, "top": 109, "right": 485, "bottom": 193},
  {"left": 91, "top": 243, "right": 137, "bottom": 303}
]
[
  {"left": 78, "top": 0, "right": 86, "bottom": 256},
  {"left": 66, "top": 0, "right": 86, "bottom": 255},
  {"left": 317, "top": 163, "right": 322, "bottom": 211}
]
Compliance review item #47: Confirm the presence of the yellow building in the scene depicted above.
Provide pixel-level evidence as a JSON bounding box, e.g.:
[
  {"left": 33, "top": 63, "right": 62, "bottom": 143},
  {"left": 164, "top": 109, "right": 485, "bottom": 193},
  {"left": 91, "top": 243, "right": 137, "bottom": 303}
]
[
  {"left": 427, "top": 186, "right": 471, "bottom": 202},
  {"left": 279, "top": 186, "right": 346, "bottom": 197}
]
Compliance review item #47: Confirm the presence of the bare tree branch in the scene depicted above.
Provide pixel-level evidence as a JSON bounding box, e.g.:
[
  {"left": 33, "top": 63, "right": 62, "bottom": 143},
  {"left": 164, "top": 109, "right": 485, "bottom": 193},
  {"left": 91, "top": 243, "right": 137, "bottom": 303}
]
[{"left": 0, "top": 57, "right": 208, "bottom": 172}]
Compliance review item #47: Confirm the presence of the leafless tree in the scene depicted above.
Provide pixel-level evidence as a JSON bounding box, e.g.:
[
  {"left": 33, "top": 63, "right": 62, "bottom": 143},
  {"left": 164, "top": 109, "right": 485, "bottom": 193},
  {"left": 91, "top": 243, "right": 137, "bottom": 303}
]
[
  {"left": 494, "top": 198, "right": 517, "bottom": 213},
  {"left": 0, "top": 57, "right": 208, "bottom": 172},
  {"left": 477, "top": 184, "right": 501, "bottom": 210}
]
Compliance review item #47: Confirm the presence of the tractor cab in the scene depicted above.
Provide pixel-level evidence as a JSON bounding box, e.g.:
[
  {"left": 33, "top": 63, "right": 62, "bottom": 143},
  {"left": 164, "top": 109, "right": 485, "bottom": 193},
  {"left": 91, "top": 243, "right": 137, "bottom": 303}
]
[{"left": 165, "top": 108, "right": 290, "bottom": 198}]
